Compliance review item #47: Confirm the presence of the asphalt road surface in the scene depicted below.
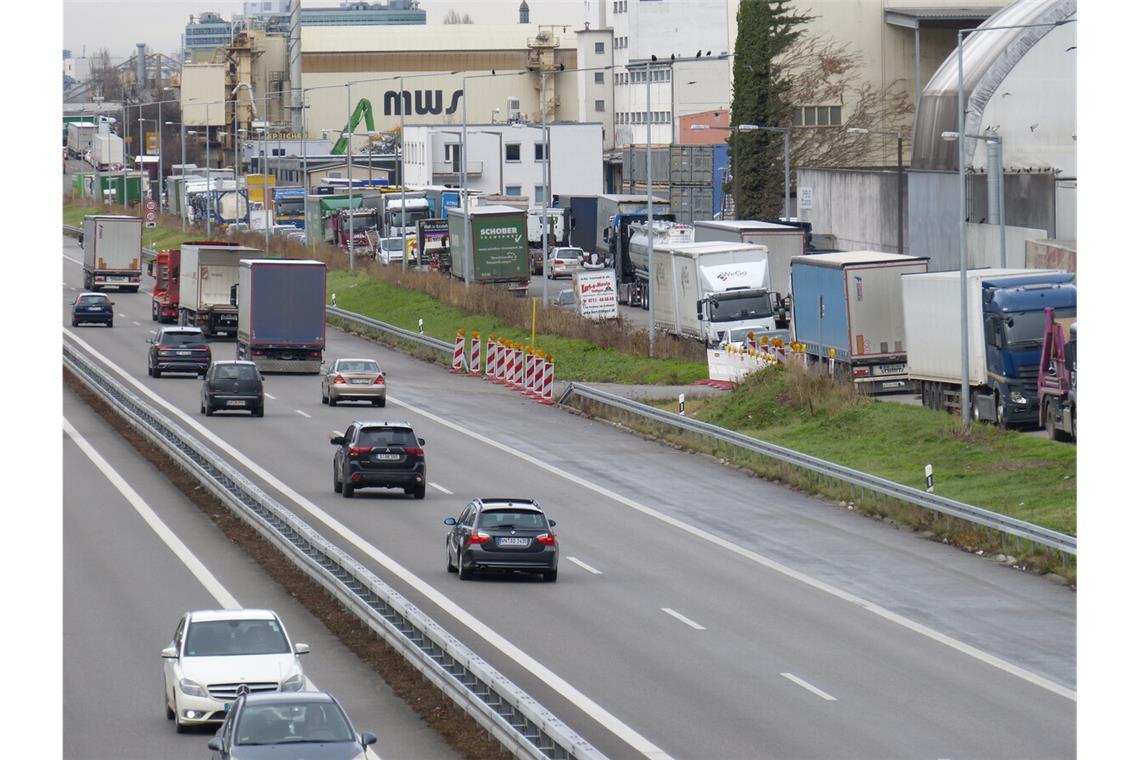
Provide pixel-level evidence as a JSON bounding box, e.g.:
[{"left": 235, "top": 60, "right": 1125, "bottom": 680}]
[{"left": 63, "top": 233, "right": 1075, "bottom": 759}]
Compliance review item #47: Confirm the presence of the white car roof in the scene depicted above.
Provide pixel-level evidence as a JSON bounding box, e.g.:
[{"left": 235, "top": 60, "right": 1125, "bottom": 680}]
[{"left": 187, "top": 609, "right": 279, "bottom": 623}]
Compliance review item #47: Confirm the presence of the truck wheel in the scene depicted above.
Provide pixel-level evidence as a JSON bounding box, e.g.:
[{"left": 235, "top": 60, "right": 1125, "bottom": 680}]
[
  {"left": 995, "top": 395, "right": 1008, "bottom": 430},
  {"left": 971, "top": 393, "right": 983, "bottom": 423},
  {"left": 1044, "top": 400, "right": 1058, "bottom": 440},
  {"left": 151, "top": 302, "right": 158, "bottom": 321}
]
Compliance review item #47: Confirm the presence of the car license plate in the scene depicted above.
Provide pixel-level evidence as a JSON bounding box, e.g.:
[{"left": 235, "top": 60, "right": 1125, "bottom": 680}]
[
  {"left": 882, "top": 380, "right": 906, "bottom": 389},
  {"left": 226, "top": 400, "right": 246, "bottom": 407},
  {"left": 351, "top": 378, "right": 370, "bottom": 384},
  {"left": 177, "top": 350, "right": 191, "bottom": 356},
  {"left": 374, "top": 453, "right": 400, "bottom": 461},
  {"left": 498, "top": 537, "right": 530, "bottom": 547},
  {"left": 108, "top": 276, "right": 127, "bottom": 282},
  {"left": 87, "top": 306, "right": 103, "bottom": 311}
]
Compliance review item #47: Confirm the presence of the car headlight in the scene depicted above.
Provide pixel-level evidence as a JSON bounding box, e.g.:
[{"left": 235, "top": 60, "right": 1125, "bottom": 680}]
[
  {"left": 178, "top": 678, "right": 209, "bottom": 698},
  {"left": 281, "top": 671, "right": 305, "bottom": 692},
  {"left": 1010, "top": 390, "right": 1028, "bottom": 404}
]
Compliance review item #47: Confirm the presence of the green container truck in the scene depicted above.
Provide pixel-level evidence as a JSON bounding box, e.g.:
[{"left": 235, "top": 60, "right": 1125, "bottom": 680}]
[
  {"left": 73, "top": 173, "right": 146, "bottom": 205},
  {"left": 446, "top": 205, "right": 530, "bottom": 295}
]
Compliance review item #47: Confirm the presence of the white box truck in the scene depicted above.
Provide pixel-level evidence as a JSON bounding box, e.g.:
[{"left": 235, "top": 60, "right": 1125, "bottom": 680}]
[
  {"left": 81, "top": 214, "right": 142, "bottom": 292},
  {"left": 178, "top": 243, "right": 260, "bottom": 336},
  {"left": 693, "top": 220, "right": 806, "bottom": 321},
  {"left": 67, "top": 122, "right": 96, "bottom": 159},
  {"left": 91, "top": 133, "right": 124, "bottom": 170},
  {"left": 650, "top": 241, "right": 778, "bottom": 346}
]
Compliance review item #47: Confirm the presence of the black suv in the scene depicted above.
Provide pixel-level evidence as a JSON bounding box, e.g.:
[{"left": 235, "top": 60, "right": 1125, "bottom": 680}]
[
  {"left": 201, "top": 360, "right": 265, "bottom": 417},
  {"left": 330, "top": 421, "right": 426, "bottom": 499},
  {"left": 148, "top": 326, "right": 211, "bottom": 378},
  {"left": 444, "top": 499, "right": 559, "bottom": 582}
]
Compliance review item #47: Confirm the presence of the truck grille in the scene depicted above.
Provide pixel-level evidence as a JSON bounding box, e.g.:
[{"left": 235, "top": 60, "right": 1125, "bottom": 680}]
[
  {"left": 207, "top": 681, "right": 278, "bottom": 700},
  {"left": 1017, "top": 365, "right": 1038, "bottom": 396}
]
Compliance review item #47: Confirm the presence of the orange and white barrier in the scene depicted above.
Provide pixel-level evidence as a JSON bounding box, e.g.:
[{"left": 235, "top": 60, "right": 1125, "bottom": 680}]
[
  {"left": 469, "top": 331, "right": 482, "bottom": 376},
  {"left": 502, "top": 342, "right": 515, "bottom": 386},
  {"left": 538, "top": 352, "right": 555, "bottom": 404},
  {"left": 485, "top": 336, "right": 498, "bottom": 381},
  {"left": 496, "top": 341, "right": 510, "bottom": 383},
  {"left": 450, "top": 330, "right": 466, "bottom": 374},
  {"left": 525, "top": 348, "right": 539, "bottom": 397}
]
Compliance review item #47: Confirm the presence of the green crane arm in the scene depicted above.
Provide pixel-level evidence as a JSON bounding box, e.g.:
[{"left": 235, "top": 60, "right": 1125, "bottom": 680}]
[{"left": 331, "top": 98, "right": 376, "bottom": 155}]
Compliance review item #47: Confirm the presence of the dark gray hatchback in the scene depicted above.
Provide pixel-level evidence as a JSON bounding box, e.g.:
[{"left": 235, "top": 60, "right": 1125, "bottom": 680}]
[
  {"left": 201, "top": 361, "right": 265, "bottom": 417},
  {"left": 445, "top": 499, "right": 559, "bottom": 582}
]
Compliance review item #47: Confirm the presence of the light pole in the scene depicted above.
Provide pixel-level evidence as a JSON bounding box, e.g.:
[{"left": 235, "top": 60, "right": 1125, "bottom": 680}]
[
  {"left": 942, "top": 130, "right": 1004, "bottom": 267},
  {"left": 167, "top": 119, "right": 187, "bottom": 232},
  {"left": 952, "top": 18, "right": 1071, "bottom": 428},
  {"left": 847, "top": 127, "right": 904, "bottom": 253},
  {"left": 346, "top": 83, "right": 355, "bottom": 271},
  {"left": 509, "top": 118, "right": 552, "bottom": 305},
  {"left": 645, "top": 58, "right": 655, "bottom": 357}
]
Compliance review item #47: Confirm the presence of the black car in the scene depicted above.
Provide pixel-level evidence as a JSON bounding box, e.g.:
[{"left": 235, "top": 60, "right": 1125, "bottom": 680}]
[
  {"left": 444, "top": 498, "right": 559, "bottom": 582},
  {"left": 207, "top": 691, "right": 377, "bottom": 759},
  {"left": 71, "top": 292, "right": 115, "bottom": 327},
  {"left": 330, "top": 421, "right": 426, "bottom": 499},
  {"left": 148, "top": 326, "right": 212, "bottom": 378},
  {"left": 201, "top": 361, "right": 265, "bottom": 417}
]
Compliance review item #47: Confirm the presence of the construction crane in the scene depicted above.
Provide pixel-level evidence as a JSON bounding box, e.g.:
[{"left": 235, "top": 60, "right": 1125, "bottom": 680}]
[{"left": 331, "top": 99, "right": 376, "bottom": 155}]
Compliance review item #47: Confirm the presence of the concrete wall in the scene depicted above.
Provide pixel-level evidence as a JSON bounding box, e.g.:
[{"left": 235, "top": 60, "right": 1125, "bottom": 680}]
[
  {"left": 965, "top": 222, "right": 1047, "bottom": 270},
  {"left": 1025, "top": 239, "right": 1076, "bottom": 280},
  {"left": 795, "top": 167, "right": 907, "bottom": 253}
]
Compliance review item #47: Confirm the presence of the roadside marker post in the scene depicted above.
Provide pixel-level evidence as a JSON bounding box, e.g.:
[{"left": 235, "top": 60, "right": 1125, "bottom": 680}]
[{"left": 450, "top": 330, "right": 466, "bottom": 374}]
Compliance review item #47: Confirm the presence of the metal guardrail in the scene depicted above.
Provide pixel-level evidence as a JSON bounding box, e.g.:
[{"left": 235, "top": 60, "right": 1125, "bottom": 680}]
[
  {"left": 560, "top": 383, "right": 1076, "bottom": 557},
  {"left": 63, "top": 342, "right": 605, "bottom": 760},
  {"left": 326, "top": 305, "right": 453, "bottom": 357}
]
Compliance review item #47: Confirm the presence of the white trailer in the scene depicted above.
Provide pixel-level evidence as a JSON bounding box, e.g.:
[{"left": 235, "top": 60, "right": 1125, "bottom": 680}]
[
  {"left": 67, "top": 122, "right": 96, "bottom": 159},
  {"left": 81, "top": 215, "right": 142, "bottom": 292},
  {"left": 628, "top": 220, "right": 694, "bottom": 281},
  {"left": 693, "top": 220, "right": 806, "bottom": 303},
  {"left": 526, "top": 207, "right": 568, "bottom": 248},
  {"left": 178, "top": 244, "right": 259, "bottom": 336},
  {"left": 650, "top": 241, "right": 777, "bottom": 345},
  {"left": 91, "top": 133, "right": 124, "bottom": 170}
]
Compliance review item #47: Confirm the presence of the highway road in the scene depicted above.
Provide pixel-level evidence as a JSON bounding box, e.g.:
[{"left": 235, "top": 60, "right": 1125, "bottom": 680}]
[
  {"left": 63, "top": 232, "right": 1075, "bottom": 759},
  {"left": 63, "top": 384, "right": 457, "bottom": 759}
]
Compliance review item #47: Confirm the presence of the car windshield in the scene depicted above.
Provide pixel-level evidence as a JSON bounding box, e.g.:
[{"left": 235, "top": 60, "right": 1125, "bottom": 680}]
[
  {"left": 337, "top": 360, "right": 380, "bottom": 374},
  {"left": 477, "top": 509, "right": 547, "bottom": 531},
  {"left": 184, "top": 619, "right": 291, "bottom": 657},
  {"left": 380, "top": 238, "right": 403, "bottom": 251},
  {"left": 550, "top": 249, "right": 583, "bottom": 260},
  {"left": 215, "top": 364, "right": 259, "bottom": 381},
  {"left": 78, "top": 295, "right": 108, "bottom": 304},
  {"left": 276, "top": 198, "right": 305, "bottom": 215},
  {"left": 236, "top": 701, "right": 354, "bottom": 745},
  {"left": 1003, "top": 307, "right": 1076, "bottom": 348},
  {"left": 357, "top": 427, "right": 416, "bottom": 447},
  {"left": 161, "top": 331, "right": 206, "bottom": 346},
  {"left": 707, "top": 294, "right": 773, "bottom": 323}
]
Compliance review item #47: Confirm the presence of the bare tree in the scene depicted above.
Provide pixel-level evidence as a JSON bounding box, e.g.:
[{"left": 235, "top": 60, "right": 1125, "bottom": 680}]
[
  {"left": 88, "top": 48, "right": 125, "bottom": 101},
  {"left": 442, "top": 9, "right": 473, "bottom": 24}
]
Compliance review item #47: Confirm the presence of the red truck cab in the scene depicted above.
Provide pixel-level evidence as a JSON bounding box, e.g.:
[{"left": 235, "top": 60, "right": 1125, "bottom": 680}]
[{"left": 150, "top": 249, "right": 180, "bottom": 323}]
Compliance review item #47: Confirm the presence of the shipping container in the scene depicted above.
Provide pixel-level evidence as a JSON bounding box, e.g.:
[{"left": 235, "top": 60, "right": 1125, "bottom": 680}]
[
  {"left": 447, "top": 205, "right": 530, "bottom": 293},
  {"left": 82, "top": 215, "right": 143, "bottom": 292},
  {"left": 237, "top": 259, "right": 327, "bottom": 373}
]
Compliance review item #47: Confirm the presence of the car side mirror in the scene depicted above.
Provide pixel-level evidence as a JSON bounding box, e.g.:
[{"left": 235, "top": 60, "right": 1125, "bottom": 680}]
[
  {"left": 696, "top": 301, "right": 703, "bottom": 319},
  {"left": 443, "top": 517, "right": 458, "bottom": 526},
  {"left": 161, "top": 646, "right": 178, "bottom": 659},
  {"left": 259, "top": 373, "right": 265, "bottom": 381},
  {"left": 207, "top": 737, "right": 225, "bottom": 752},
  {"left": 361, "top": 732, "right": 378, "bottom": 747},
  {"left": 108, "top": 301, "right": 116, "bottom": 306},
  {"left": 382, "top": 371, "right": 387, "bottom": 377},
  {"left": 330, "top": 434, "right": 345, "bottom": 445},
  {"left": 146, "top": 338, "right": 154, "bottom": 344},
  {"left": 548, "top": 519, "right": 556, "bottom": 527},
  {"left": 294, "top": 643, "right": 310, "bottom": 655},
  {"left": 417, "top": 437, "right": 425, "bottom": 446}
]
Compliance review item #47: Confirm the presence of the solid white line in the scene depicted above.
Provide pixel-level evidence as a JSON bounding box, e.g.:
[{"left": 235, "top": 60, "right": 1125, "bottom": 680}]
[
  {"left": 62, "top": 415, "right": 381, "bottom": 760},
  {"left": 148, "top": 329, "right": 157, "bottom": 334},
  {"left": 428, "top": 482, "right": 453, "bottom": 495},
  {"left": 381, "top": 392, "right": 1076, "bottom": 703},
  {"left": 661, "top": 608, "right": 705, "bottom": 631},
  {"left": 132, "top": 321, "right": 140, "bottom": 326},
  {"left": 781, "top": 673, "right": 837, "bottom": 702},
  {"left": 63, "top": 254, "right": 83, "bottom": 266},
  {"left": 295, "top": 410, "right": 312, "bottom": 418},
  {"left": 63, "top": 331, "right": 670, "bottom": 760},
  {"left": 264, "top": 393, "right": 277, "bottom": 400},
  {"left": 63, "top": 418, "right": 240, "bottom": 609},
  {"left": 567, "top": 557, "right": 603, "bottom": 575}
]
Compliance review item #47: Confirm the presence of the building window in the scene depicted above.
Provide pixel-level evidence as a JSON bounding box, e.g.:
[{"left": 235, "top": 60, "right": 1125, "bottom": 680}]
[
  {"left": 505, "top": 185, "right": 523, "bottom": 196},
  {"left": 792, "top": 105, "right": 843, "bottom": 127},
  {"left": 595, "top": 71, "right": 605, "bottom": 84},
  {"left": 595, "top": 99, "right": 606, "bottom": 112},
  {"left": 444, "top": 144, "right": 458, "bottom": 160},
  {"left": 505, "top": 143, "right": 521, "bottom": 162},
  {"left": 595, "top": 42, "right": 605, "bottom": 54},
  {"left": 534, "top": 143, "right": 548, "bottom": 161},
  {"left": 534, "top": 185, "right": 546, "bottom": 204}
]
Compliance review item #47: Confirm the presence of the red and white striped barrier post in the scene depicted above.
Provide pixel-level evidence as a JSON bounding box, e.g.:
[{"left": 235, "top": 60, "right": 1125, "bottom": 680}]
[
  {"left": 501, "top": 342, "right": 515, "bottom": 386},
  {"left": 468, "top": 330, "right": 482, "bottom": 377},
  {"left": 515, "top": 345, "right": 527, "bottom": 389},
  {"left": 449, "top": 329, "right": 466, "bottom": 374},
  {"left": 526, "top": 348, "right": 541, "bottom": 398},
  {"left": 485, "top": 335, "right": 498, "bottom": 381},
  {"left": 539, "top": 351, "right": 555, "bottom": 404},
  {"left": 496, "top": 340, "right": 510, "bottom": 384},
  {"left": 522, "top": 347, "right": 534, "bottom": 396},
  {"left": 773, "top": 339, "right": 786, "bottom": 365}
]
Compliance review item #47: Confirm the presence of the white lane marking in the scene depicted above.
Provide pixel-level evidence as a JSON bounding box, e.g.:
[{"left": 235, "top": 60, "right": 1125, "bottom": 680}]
[
  {"left": 132, "top": 321, "right": 140, "bottom": 326},
  {"left": 63, "top": 418, "right": 239, "bottom": 609},
  {"left": 63, "top": 416, "right": 382, "bottom": 760},
  {"left": 148, "top": 329, "right": 157, "bottom": 335},
  {"left": 567, "top": 557, "right": 603, "bottom": 575},
  {"left": 63, "top": 254, "right": 83, "bottom": 266},
  {"left": 781, "top": 673, "right": 837, "bottom": 702},
  {"left": 264, "top": 393, "right": 277, "bottom": 400},
  {"left": 428, "top": 482, "right": 453, "bottom": 495},
  {"left": 63, "top": 331, "right": 670, "bottom": 760},
  {"left": 296, "top": 410, "right": 312, "bottom": 418},
  {"left": 381, "top": 392, "right": 1076, "bottom": 703},
  {"left": 661, "top": 608, "right": 705, "bottom": 631}
]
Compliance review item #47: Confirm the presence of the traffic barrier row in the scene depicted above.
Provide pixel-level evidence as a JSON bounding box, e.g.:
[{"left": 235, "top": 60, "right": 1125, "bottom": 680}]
[{"left": 450, "top": 331, "right": 553, "bottom": 404}]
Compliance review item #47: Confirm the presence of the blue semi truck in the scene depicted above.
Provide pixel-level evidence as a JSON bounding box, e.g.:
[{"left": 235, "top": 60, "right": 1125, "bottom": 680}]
[{"left": 901, "top": 268, "right": 1076, "bottom": 428}]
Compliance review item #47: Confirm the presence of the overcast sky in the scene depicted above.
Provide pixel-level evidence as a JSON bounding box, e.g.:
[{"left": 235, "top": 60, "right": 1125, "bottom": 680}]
[{"left": 63, "top": 0, "right": 595, "bottom": 60}]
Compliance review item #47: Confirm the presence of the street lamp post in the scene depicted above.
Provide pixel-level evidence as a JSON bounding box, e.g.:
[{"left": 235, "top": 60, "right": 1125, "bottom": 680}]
[
  {"left": 847, "top": 127, "right": 904, "bottom": 253},
  {"left": 645, "top": 59, "right": 655, "bottom": 357},
  {"left": 942, "top": 130, "right": 1005, "bottom": 267},
  {"left": 167, "top": 119, "right": 187, "bottom": 232},
  {"left": 205, "top": 103, "right": 212, "bottom": 237}
]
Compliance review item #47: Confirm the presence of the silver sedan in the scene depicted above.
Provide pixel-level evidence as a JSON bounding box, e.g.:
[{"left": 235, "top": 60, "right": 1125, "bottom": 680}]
[{"left": 320, "top": 358, "right": 387, "bottom": 407}]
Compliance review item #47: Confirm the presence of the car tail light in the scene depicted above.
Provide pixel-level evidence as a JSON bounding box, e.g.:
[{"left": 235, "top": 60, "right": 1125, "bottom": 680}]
[
  {"left": 349, "top": 446, "right": 371, "bottom": 457},
  {"left": 309, "top": 351, "right": 322, "bottom": 358},
  {"left": 536, "top": 533, "right": 557, "bottom": 546},
  {"left": 853, "top": 367, "right": 871, "bottom": 378},
  {"left": 467, "top": 531, "right": 491, "bottom": 546},
  {"left": 373, "top": 376, "right": 385, "bottom": 384},
  {"left": 403, "top": 447, "right": 423, "bottom": 457},
  {"left": 252, "top": 349, "right": 266, "bottom": 356},
  {"left": 333, "top": 373, "right": 346, "bottom": 384}
]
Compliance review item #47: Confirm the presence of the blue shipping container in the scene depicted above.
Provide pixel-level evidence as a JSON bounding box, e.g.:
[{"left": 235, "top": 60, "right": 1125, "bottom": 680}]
[
  {"left": 791, "top": 261, "right": 851, "bottom": 361},
  {"left": 250, "top": 263, "right": 326, "bottom": 345}
]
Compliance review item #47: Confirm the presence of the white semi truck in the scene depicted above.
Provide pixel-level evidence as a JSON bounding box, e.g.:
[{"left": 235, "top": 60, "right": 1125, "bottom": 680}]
[
  {"left": 178, "top": 243, "right": 260, "bottom": 336},
  {"left": 81, "top": 214, "right": 142, "bottom": 292}
]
